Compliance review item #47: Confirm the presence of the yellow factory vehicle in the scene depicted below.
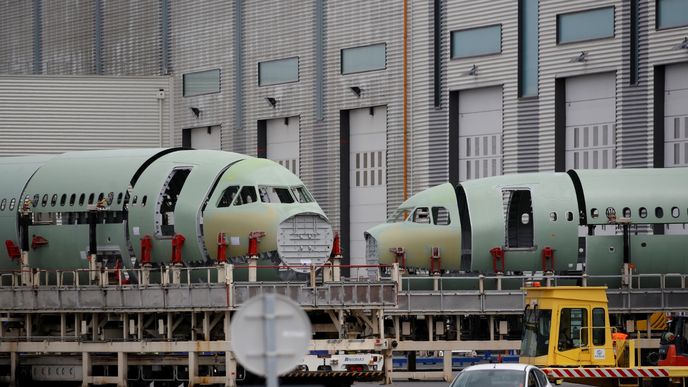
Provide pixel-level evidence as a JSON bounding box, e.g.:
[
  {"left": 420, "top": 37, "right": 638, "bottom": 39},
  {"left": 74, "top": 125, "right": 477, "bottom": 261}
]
[{"left": 520, "top": 285, "right": 688, "bottom": 386}]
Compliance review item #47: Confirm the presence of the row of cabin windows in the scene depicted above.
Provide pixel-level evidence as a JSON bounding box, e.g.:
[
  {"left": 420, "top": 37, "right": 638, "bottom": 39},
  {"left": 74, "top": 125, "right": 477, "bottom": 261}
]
[
  {"left": 590, "top": 206, "right": 683, "bottom": 220},
  {"left": 0, "top": 193, "right": 150, "bottom": 211}
]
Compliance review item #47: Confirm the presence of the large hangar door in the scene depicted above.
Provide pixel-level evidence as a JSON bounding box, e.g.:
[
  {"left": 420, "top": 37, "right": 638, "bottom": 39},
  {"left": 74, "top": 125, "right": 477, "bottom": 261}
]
[
  {"left": 266, "top": 116, "right": 300, "bottom": 175},
  {"left": 349, "top": 106, "right": 387, "bottom": 273},
  {"left": 565, "top": 73, "right": 616, "bottom": 237},
  {"left": 664, "top": 63, "right": 688, "bottom": 235},
  {"left": 565, "top": 73, "right": 616, "bottom": 170},
  {"left": 458, "top": 86, "right": 503, "bottom": 181},
  {"left": 182, "top": 126, "right": 221, "bottom": 150}
]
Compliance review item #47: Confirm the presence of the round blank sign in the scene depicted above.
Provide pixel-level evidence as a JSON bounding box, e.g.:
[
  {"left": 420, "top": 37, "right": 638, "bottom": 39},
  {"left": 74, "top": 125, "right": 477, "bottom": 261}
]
[{"left": 230, "top": 293, "right": 311, "bottom": 377}]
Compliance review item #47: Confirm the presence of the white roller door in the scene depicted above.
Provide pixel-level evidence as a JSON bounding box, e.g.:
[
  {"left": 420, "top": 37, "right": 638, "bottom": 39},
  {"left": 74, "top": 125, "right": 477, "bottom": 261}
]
[
  {"left": 350, "top": 106, "right": 386, "bottom": 273},
  {"left": 185, "top": 125, "right": 221, "bottom": 150},
  {"left": 664, "top": 62, "right": 688, "bottom": 168},
  {"left": 664, "top": 63, "right": 688, "bottom": 235},
  {"left": 458, "top": 86, "right": 503, "bottom": 181},
  {"left": 565, "top": 72, "right": 616, "bottom": 170},
  {"left": 266, "top": 116, "right": 299, "bottom": 175}
]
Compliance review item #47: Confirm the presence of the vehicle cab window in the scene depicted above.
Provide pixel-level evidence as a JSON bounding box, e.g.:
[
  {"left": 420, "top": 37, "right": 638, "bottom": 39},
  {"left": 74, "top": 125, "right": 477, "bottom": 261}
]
[
  {"left": 558, "top": 308, "right": 588, "bottom": 351},
  {"left": 217, "top": 186, "right": 239, "bottom": 208},
  {"left": 527, "top": 370, "right": 539, "bottom": 387},
  {"left": 534, "top": 368, "right": 549, "bottom": 386}
]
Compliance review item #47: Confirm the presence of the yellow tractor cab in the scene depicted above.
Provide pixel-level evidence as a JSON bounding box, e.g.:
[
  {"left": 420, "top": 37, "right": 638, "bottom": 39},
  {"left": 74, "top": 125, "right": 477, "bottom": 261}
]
[
  {"left": 520, "top": 286, "right": 616, "bottom": 368},
  {"left": 520, "top": 285, "right": 688, "bottom": 387}
]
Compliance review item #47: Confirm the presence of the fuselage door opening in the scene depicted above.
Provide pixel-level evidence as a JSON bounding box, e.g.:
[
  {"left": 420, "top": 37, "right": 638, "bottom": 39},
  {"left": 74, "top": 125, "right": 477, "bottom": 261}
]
[
  {"left": 155, "top": 167, "right": 192, "bottom": 238},
  {"left": 505, "top": 189, "right": 534, "bottom": 249}
]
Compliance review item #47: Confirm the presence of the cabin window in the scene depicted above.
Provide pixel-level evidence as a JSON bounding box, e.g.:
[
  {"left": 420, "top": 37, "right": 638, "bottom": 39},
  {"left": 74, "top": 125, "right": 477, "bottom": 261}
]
[
  {"left": 60, "top": 194, "right": 66, "bottom": 206},
  {"left": 591, "top": 208, "right": 599, "bottom": 219},
  {"left": 234, "top": 186, "right": 258, "bottom": 206},
  {"left": 217, "top": 186, "right": 240, "bottom": 208},
  {"left": 592, "top": 308, "right": 606, "bottom": 346},
  {"left": 258, "top": 186, "right": 295, "bottom": 204},
  {"left": 88, "top": 193, "right": 95, "bottom": 205},
  {"left": 117, "top": 192, "right": 123, "bottom": 205},
  {"left": 69, "top": 194, "right": 76, "bottom": 206},
  {"left": 623, "top": 207, "right": 631, "bottom": 218},
  {"left": 32, "top": 194, "right": 39, "bottom": 207},
  {"left": 132, "top": 195, "right": 138, "bottom": 205},
  {"left": 672, "top": 207, "right": 680, "bottom": 218},
  {"left": 156, "top": 167, "right": 192, "bottom": 237},
  {"left": 387, "top": 207, "right": 412, "bottom": 223},
  {"left": 141, "top": 196, "right": 148, "bottom": 207},
  {"left": 9, "top": 198, "right": 15, "bottom": 211},
  {"left": 40, "top": 194, "right": 48, "bottom": 207},
  {"left": 656, "top": 207, "right": 664, "bottom": 218},
  {"left": 97, "top": 193, "right": 105, "bottom": 205},
  {"left": 566, "top": 211, "right": 574, "bottom": 221},
  {"left": 549, "top": 212, "right": 557, "bottom": 221},
  {"left": 558, "top": 308, "right": 588, "bottom": 351},
  {"left": 412, "top": 207, "right": 431, "bottom": 224},
  {"left": 505, "top": 189, "right": 534, "bottom": 248},
  {"left": 432, "top": 207, "right": 451, "bottom": 225},
  {"left": 79, "top": 194, "right": 85, "bottom": 206},
  {"left": 0, "top": 199, "right": 5, "bottom": 211},
  {"left": 639, "top": 207, "right": 647, "bottom": 218}
]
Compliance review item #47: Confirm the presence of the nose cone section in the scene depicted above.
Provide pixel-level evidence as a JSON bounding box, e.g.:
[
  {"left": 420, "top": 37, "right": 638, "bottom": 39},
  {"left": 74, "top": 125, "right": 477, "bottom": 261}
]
[
  {"left": 365, "top": 223, "right": 412, "bottom": 266},
  {"left": 277, "top": 213, "right": 334, "bottom": 273}
]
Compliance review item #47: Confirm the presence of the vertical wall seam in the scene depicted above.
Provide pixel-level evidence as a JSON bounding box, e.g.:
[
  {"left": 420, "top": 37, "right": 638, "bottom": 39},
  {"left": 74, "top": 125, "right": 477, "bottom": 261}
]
[
  {"left": 315, "top": 0, "right": 324, "bottom": 122},
  {"left": 32, "top": 0, "right": 42, "bottom": 74},
  {"left": 161, "top": 0, "right": 170, "bottom": 75},
  {"left": 94, "top": 0, "right": 103, "bottom": 75}
]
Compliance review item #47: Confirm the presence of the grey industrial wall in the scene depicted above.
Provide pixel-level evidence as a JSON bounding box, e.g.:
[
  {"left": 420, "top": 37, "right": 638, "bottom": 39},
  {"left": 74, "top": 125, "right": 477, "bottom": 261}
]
[{"left": 0, "top": 0, "right": 687, "bottom": 237}]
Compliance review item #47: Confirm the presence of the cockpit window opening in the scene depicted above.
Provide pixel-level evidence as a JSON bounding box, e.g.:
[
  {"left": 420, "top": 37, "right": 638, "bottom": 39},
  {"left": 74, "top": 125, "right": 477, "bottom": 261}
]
[
  {"left": 217, "top": 186, "right": 240, "bottom": 208},
  {"left": 432, "top": 207, "right": 451, "bottom": 225},
  {"left": 258, "top": 186, "right": 295, "bottom": 204},
  {"left": 291, "top": 186, "right": 313, "bottom": 203},
  {"left": 412, "top": 207, "right": 431, "bottom": 224},
  {"left": 387, "top": 207, "right": 412, "bottom": 223},
  {"left": 234, "top": 186, "right": 258, "bottom": 206}
]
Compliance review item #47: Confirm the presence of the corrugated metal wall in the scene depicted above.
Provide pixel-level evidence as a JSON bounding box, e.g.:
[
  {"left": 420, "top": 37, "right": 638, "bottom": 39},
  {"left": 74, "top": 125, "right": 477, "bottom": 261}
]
[
  {"left": 0, "top": 0, "right": 687, "bottom": 241},
  {"left": 0, "top": 0, "right": 34, "bottom": 74},
  {"left": 0, "top": 76, "right": 173, "bottom": 156},
  {"left": 170, "top": 0, "right": 234, "bottom": 150}
]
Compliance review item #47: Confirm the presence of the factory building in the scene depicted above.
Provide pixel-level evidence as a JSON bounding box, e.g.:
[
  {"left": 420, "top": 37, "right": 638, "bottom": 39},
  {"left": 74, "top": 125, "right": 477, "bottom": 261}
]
[{"left": 0, "top": 0, "right": 687, "bottom": 266}]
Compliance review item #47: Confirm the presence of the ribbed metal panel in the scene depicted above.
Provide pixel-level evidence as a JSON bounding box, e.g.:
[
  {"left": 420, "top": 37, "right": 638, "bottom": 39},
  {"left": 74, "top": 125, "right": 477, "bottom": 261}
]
[
  {"left": 101, "top": 0, "right": 161, "bottom": 76},
  {"left": 617, "top": 0, "right": 653, "bottom": 168},
  {"left": 169, "top": 0, "right": 234, "bottom": 149},
  {"left": 41, "top": 1, "right": 95, "bottom": 75},
  {"left": 322, "top": 0, "right": 404, "bottom": 233},
  {"left": 0, "top": 76, "right": 173, "bottom": 156},
  {"left": 539, "top": 0, "right": 623, "bottom": 171},
  {"left": 0, "top": 0, "right": 33, "bottom": 74},
  {"left": 446, "top": 0, "right": 519, "bottom": 175}
]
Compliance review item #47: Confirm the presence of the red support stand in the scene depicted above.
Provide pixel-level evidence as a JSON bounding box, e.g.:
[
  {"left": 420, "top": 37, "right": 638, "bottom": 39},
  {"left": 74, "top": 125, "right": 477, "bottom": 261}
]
[
  {"left": 140, "top": 235, "right": 153, "bottom": 265},
  {"left": 247, "top": 231, "right": 266, "bottom": 257},
  {"left": 490, "top": 247, "right": 505, "bottom": 273},
  {"left": 171, "top": 234, "right": 185, "bottom": 265},
  {"left": 330, "top": 232, "right": 342, "bottom": 258},
  {"left": 217, "top": 233, "right": 228, "bottom": 263},
  {"left": 541, "top": 246, "right": 555, "bottom": 272},
  {"left": 4, "top": 240, "right": 20, "bottom": 262},
  {"left": 389, "top": 247, "right": 406, "bottom": 269},
  {"left": 429, "top": 247, "right": 441, "bottom": 274}
]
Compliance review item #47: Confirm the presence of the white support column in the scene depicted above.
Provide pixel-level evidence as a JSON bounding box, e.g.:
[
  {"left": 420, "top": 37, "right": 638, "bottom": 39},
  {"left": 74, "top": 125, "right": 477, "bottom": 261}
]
[
  {"left": 9, "top": 352, "right": 17, "bottom": 387},
  {"left": 377, "top": 309, "right": 385, "bottom": 339},
  {"left": 117, "top": 352, "right": 127, "bottom": 387},
  {"left": 167, "top": 313, "right": 173, "bottom": 341},
  {"left": 188, "top": 351, "right": 198, "bottom": 387},
  {"left": 383, "top": 349, "right": 393, "bottom": 385},
  {"left": 394, "top": 316, "right": 400, "bottom": 342},
  {"left": 191, "top": 313, "right": 197, "bottom": 341},
  {"left": 60, "top": 313, "right": 67, "bottom": 340},
  {"left": 443, "top": 350, "right": 453, "bottom": 382},
  {"left": 248, "top": 256, "right": 258, "bottom": 282},
  {"left": 81, "top": 352, "right": 91, "bottom": 387},
  {"left": 137, "top": 313, "right": 143, "bottom": 341},
  {"left": 455, "top": 316, "right": 461, "bottom": 342},
  {"left": 203, "top": 311, "right": 210, "bottom": 340},
  {"left": 428, "top": 316, "right": 434, "bottom": 342},
  {"left": 489, "top": 316, "right": 495, "bottom": 341},
  {"left": 225, "top": 351, "right": 237, "bottom": 387},
  {"left": 25, "top": 315, "right": 31, "bottom": 341}
]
